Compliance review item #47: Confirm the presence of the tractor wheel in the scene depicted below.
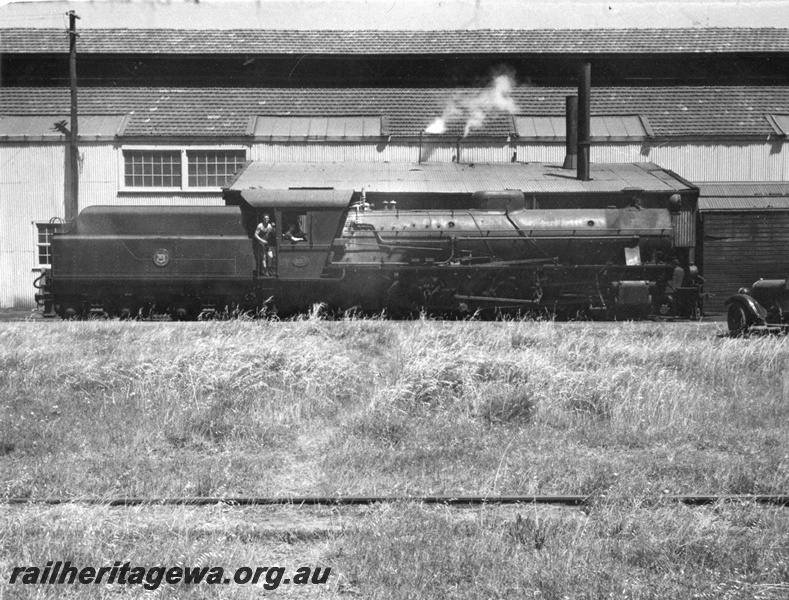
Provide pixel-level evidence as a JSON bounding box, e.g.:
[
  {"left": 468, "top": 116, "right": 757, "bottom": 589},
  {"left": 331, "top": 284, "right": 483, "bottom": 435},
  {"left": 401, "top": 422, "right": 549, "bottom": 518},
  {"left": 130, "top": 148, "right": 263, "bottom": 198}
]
[{"left": 727, "top": 303, "right": 751, "bottom": 337}]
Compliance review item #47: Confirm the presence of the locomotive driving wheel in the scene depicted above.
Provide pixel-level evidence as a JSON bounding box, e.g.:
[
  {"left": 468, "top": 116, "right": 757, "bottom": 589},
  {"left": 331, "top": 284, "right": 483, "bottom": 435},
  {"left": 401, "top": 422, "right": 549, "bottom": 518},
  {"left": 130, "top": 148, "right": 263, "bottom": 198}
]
[{"left": 385, "top": 280, "right": 426, "bottom": 317}]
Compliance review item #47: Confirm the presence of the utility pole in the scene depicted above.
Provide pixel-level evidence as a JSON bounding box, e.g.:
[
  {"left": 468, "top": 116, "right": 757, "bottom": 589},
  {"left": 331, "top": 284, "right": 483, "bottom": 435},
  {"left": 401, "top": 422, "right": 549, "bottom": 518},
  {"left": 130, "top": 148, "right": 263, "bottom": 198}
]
[{"left": 67, "top": 10, "right": 80, "bottom": 221}]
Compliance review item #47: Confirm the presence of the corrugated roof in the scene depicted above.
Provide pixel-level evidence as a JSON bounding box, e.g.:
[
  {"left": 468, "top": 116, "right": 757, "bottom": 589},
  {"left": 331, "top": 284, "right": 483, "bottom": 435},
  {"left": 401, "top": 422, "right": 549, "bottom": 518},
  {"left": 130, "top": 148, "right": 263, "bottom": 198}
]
[
  {"left": 699, "top": 197, "right": 789, "bottom": 211},
  {"left": 3, "top": 28, "right": 789, "bottom": 55},
  {"left": 0, "top": 114, "right": 128, "bottom": 140},
  {"left": 697, "top": 182, "right": 789, "bottom": 211},
  {"left": 513, "top": 115, "right": 650, "bottom": 140},
  {"left": 227, "top": 161, "right": 692, "bottom": 195},
  {"left": 1, "top": 86, "right": 787, "bottom": 139},
  {"left": 698, "top": 182, "right": 789, "bottom": 196},
  {"left": 252, "top": 115, "right": 383, "bottom": 139}
]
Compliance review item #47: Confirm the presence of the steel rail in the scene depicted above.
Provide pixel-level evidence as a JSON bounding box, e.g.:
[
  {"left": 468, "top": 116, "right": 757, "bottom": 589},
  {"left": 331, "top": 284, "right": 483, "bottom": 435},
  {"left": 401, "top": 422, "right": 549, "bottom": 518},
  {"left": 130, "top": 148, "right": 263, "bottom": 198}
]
[{"left": 3, "top": 495, "right": 789, "bottom": 507}]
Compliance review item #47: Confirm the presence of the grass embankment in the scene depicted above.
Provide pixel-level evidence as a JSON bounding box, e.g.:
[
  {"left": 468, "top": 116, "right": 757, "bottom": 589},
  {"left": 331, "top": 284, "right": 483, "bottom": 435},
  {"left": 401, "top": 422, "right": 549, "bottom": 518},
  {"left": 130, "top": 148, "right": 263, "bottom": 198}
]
[{"left": 1, "top": 319, "right": 788, "bottom": 598}]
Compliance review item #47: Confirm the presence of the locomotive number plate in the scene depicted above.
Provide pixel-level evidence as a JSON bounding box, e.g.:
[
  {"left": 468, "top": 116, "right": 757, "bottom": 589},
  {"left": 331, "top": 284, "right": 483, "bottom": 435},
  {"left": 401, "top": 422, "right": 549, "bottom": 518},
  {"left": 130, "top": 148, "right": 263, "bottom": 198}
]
[
  {"left": 291, "top": 256, "right": 310, "bottom": 268},
  {"left": 153, "top": 249, "right": 171, "bottom": 267}
]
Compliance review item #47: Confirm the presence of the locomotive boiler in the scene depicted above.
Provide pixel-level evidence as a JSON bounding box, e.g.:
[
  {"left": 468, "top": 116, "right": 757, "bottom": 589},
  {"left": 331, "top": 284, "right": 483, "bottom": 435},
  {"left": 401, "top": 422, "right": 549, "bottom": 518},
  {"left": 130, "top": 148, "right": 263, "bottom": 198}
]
[{"left": 35, "top": 184, "right": 703, "bottom": 320}]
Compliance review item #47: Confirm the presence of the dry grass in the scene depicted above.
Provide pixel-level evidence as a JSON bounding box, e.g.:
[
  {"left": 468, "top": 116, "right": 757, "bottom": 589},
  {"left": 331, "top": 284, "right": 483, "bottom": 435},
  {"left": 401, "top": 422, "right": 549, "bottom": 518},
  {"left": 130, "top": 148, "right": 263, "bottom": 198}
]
[
  {"left": 2, "top": 317, "right": 789, "bottom": 598},
  {"left": 338, "top": 501, "right": 789, "bottom": 599},
  {"left": 0, "top": 503, "right": 341, "bottom": 599}
]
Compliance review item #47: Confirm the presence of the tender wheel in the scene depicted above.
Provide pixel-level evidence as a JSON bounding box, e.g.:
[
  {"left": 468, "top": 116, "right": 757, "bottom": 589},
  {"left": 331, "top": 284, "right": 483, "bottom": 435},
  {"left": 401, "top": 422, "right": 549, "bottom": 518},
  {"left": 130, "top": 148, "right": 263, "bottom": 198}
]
[
  {"left": 169, "top": 297, "right": 201, "bottom": 321},
  {"left": 727, "top": 303, "right": 751, "bottom": 337},
  {"left": 56, "top": 301, "right": 83, "bottom": 320},
  {"left": 114, "top": 296, "right": 140, "bottom": 320}
]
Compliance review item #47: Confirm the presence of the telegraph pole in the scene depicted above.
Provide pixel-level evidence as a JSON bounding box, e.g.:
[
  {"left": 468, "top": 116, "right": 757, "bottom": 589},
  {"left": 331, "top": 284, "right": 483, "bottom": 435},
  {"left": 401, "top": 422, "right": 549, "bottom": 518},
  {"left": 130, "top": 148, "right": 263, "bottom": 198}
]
[{"left": 67, "top": 10, "right": 80, "bottom": 221}]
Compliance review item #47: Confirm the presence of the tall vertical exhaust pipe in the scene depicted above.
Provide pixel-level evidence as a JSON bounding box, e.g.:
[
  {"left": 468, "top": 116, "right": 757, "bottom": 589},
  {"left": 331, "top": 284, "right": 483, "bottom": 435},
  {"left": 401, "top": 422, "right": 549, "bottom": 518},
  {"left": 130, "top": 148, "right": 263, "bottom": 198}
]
[
  {"left": 577, "top": 62, "right": 591, "bottom": 181},
  {"left": 562, "top": 95, "right": 578, "bottom": 170}
]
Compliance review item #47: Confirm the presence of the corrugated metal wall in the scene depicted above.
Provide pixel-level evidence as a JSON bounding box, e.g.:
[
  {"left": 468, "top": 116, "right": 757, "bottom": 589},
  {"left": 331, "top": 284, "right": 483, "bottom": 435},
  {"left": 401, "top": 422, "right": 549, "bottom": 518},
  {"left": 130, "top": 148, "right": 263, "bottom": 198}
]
[
  {"left": 516, "top": 142, "right": 789, "bottom": 182},
  {"left": 253, "top": 142, "right": 391, "bottom": 162},
  {"left": 512, "top": 142, "right": 789, "bottom": 182},
  {"left": 251, "top": 141, "right": 789, "bottom": 180},
  {"left": 671, "top": 210, "right": 696, "bottom": 248},
  {"left": 0, "top": 142, "right": 230, "bottom": 308},
  {"left": 251, "top": 142, "right": 518, "bottom": 163},
  {"left": 79, "top": 144, "right": 123, "bottom": 209},
  {"left": 1, "top": 144, "right": 65, "bottom": 309},
  {"left": 702, "top": 211, "right": 789, "bottom": 314},
  {"left": 588, "top": 142, "right": 789, "bottom": 182}
]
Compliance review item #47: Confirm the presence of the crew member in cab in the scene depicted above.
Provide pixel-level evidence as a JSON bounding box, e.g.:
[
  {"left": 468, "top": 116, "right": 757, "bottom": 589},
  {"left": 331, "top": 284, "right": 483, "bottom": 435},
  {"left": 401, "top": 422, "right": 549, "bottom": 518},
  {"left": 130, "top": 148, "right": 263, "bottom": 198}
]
[
  {"left": 254, "top": 214, "right": 276, "bottom": 276},
  {"left": 283, "top": 221, "right": 307, "bottom": 244}
]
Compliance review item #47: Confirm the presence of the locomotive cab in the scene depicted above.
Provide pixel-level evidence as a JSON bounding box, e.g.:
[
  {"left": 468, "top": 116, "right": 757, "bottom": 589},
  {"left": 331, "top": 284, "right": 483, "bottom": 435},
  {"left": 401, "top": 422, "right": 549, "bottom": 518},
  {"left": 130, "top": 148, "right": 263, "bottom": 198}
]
[{"left": 229, "top": 188, "right": 352, "bottom": 281}]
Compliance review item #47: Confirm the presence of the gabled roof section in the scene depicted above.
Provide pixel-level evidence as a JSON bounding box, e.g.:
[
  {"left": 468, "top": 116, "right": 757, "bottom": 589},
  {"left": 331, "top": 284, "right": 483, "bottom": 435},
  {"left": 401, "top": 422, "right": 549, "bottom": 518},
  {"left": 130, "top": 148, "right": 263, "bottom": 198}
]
[
  {"left": 3, "top": 28, "right": 789, "bottom": 55},
  {"left": 1, "top": 86, "right": 788, "bottom": 139}
]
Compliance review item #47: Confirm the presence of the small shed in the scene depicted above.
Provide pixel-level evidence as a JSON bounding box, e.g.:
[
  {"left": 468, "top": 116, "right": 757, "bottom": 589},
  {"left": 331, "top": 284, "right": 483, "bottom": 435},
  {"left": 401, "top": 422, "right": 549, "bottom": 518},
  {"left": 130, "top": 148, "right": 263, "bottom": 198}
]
[{"left": 698, "top": 183, "right": 789, "bottom": 313}]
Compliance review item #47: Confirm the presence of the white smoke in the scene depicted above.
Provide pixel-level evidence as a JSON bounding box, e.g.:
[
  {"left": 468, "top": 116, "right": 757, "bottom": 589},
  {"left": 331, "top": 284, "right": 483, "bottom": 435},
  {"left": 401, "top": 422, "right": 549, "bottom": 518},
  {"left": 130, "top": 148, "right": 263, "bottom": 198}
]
[
  {"left": 425, "top": 101, "right": 461, "bottom": 135},
  {"left": 463, "top": 73, "right": 519, "bottom": 136},
  {"left": 424, "top": 71, "right": 520, "bottom": 137}
]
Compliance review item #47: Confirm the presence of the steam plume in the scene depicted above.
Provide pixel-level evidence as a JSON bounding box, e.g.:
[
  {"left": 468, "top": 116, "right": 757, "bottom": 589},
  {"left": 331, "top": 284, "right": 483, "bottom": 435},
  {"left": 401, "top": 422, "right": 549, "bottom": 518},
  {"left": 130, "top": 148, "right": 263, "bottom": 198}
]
[
  {"left": 424, "top": 101, "right": 461, "bottom": 135},
  {"left": 424, "top": 71, "right": 519, "bottom": 137}
]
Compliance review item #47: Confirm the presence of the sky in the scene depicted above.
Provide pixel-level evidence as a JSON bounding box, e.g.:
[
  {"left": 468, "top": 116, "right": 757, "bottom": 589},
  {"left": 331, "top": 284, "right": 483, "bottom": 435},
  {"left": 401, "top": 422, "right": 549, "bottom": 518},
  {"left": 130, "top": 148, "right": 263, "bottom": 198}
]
[{"left": 1, "top": 0, "right": 787, "bottom": 29}]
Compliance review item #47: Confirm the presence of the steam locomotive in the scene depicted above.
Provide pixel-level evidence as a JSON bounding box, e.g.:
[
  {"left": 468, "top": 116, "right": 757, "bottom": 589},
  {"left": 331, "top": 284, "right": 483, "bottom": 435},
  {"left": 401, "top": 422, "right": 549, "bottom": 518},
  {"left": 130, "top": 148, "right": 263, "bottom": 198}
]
[{"left": 34, "top": 186, "right": 704, "bottom": 320}]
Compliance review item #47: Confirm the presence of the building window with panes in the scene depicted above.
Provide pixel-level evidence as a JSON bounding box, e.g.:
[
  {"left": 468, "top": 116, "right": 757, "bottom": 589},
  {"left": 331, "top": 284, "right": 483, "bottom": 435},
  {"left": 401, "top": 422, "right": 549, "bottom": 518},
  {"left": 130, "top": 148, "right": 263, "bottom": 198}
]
[
  {"left": 187, "top": 150, "right": 247, "bottom": 187},
  {"left": 35, "top": 222, "right": 61, "bottom": 268},
  {"left": 124, "top": 150, "right": 182, "bottom": 188},
  {"left": 122, "top": 148, "right": 246, "bottom": 190}
]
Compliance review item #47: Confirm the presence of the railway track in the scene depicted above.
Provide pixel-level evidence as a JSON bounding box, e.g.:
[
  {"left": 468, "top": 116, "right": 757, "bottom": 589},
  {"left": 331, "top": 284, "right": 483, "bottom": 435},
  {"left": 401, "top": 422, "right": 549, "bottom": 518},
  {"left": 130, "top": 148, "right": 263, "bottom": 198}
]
[{"left": 4, "top": 494, "right": 789, "bottom": 507}]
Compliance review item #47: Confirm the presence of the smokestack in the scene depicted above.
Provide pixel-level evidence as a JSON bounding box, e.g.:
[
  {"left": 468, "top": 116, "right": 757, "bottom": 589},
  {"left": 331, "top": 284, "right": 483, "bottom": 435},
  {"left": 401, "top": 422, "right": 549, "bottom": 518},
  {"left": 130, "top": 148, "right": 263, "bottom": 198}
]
[
  {"left": 562, "top": 95, "right": 578, "bottom": 170},
  {"left": 577, "top": 62, "right": 591, "bottom": 181}
]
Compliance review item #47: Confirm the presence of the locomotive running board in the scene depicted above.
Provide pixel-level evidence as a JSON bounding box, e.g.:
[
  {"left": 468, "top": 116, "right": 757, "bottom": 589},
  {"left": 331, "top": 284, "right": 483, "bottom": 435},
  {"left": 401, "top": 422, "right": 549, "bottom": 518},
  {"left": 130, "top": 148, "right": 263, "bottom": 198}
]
[{"left": 330, "top": 257, "right": 560, "bottom": 269}]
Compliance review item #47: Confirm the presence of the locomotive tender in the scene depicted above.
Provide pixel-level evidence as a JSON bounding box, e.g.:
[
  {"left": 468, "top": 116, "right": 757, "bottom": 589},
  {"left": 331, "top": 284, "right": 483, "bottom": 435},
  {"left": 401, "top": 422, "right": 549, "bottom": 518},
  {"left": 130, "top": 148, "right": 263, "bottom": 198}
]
[{"left": 35, "top": 162, "right": 703, "bottom": 320}]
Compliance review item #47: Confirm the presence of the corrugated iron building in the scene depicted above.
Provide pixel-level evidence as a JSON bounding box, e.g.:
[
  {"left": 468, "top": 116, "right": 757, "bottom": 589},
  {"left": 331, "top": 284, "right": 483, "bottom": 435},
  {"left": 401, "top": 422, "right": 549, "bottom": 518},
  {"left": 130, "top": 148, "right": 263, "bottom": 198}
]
[
  {"left": 698, "top": 183, "right": 789, "bottom": 313},
  {"left": 1, "top": 26, "right": 789, "bottom": 308}
]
